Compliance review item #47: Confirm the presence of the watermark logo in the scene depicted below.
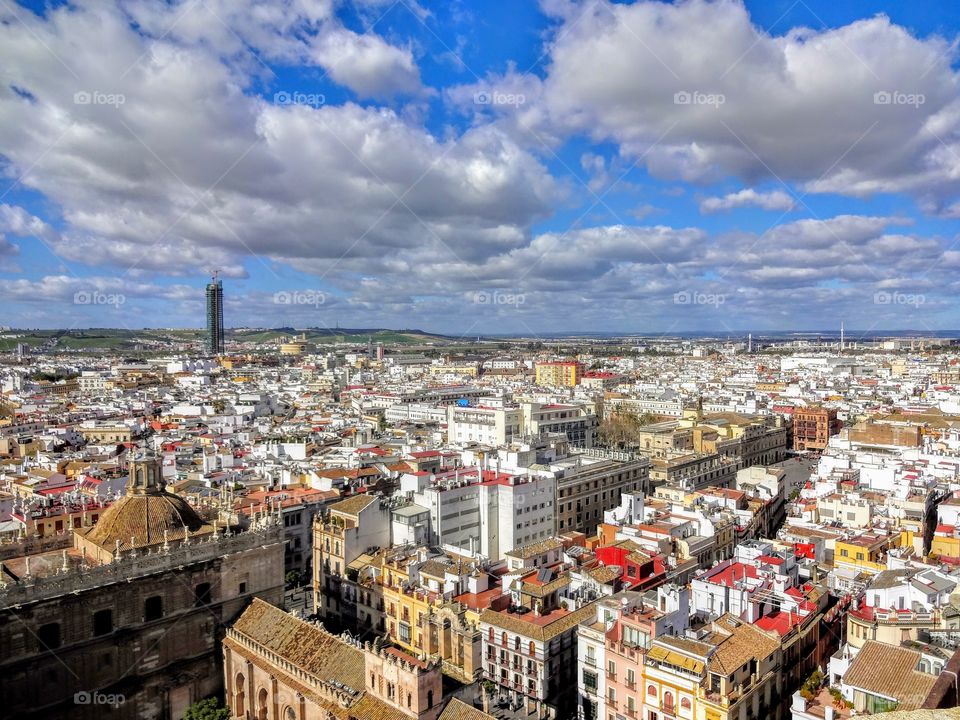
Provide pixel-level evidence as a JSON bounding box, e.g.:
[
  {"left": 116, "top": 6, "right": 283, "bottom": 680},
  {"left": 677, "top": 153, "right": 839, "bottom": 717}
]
[
  {"left": 73, "top": 90, "right": 125, "bottom": 108},
  {"left": 274, "top": 90, "right": 326, "bottom": 108},
  {"left": 74, "top": 691, "right": 126, "bottom": 707},
  {"left": 674, "top": 290, "right": 725, "bottom": 308},
  {"left": 73, "top": 290, "right": 125, "bottom": 307},
  {"left": 873, "top": 90, "right": 924, "bottom": 108},
  {"left": 474, "top": 290, "right": 525, "bottom": 306},
  {"left": 273, "top": 290, "right": 326, "bottom": 307},
  {"left": 874, "top": 290, "right": 925, "bottom": 307},
  {"left": 474, "top": 90, "right": 526, "bottom": 108},
  {"left": 674, "top": 90, "right": 725, "bottom": 108}
]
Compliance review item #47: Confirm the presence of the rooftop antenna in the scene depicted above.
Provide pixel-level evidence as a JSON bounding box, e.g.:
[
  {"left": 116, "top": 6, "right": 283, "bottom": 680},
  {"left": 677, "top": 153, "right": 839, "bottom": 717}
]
[{"left": 840, "top": 321, "right": 844, "bottom": 354}]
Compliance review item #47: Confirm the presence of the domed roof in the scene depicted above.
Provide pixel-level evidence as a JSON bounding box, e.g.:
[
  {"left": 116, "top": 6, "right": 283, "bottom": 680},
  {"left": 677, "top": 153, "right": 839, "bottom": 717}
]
[
  {"left": 83, "top": 490, "right": 214, "bottom": 553},
  {"left": 86, "top": 492, "right": 213, "bottom": 552}
]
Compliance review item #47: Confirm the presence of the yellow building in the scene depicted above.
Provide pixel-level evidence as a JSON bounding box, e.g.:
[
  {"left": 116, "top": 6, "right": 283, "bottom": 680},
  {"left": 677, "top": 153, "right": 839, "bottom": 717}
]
[
  {"left": 930, "top": 526, "right": 960, "bottom": 561},
  {"left": 381, "top": 552, "right": 434, "bottom": 654},
  {"left": 429, "top": 363, "right": 479, "bottom": 377},
  {"left": 834, "top": 531, "right": 911, "bottom": 576},
  {"left": 279, "top": 333, "right": 313, "bottom": 355},
  {"left": 535, "top": 361, "right": 583, "bottom": 387}
]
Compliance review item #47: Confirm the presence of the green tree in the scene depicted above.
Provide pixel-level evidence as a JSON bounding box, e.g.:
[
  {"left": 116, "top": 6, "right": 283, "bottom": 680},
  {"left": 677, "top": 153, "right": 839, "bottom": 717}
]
[{"left": 182, "top": 697, "right": 229, "bottom": 720}]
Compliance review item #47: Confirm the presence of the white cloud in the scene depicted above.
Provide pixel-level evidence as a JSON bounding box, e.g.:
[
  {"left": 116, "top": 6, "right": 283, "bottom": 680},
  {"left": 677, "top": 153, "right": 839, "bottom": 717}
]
[
  {"left": 310, "top": 28, "right": 423, "bottom": 98},
  {"left": 700, "top": 188, "right": 796, "bottom": 213},
  {"left": 0, "top": 1, "right": 557, "bottom": 289},
  {"left": 506, "top": 0, "right": 960, "bottom": 205}
]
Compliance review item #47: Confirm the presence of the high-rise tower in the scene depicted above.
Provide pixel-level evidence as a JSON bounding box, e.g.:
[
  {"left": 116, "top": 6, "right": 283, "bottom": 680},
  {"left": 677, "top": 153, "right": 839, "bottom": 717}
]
[{"left": 206, "top": 273, "right": 224, "bottom": 355}]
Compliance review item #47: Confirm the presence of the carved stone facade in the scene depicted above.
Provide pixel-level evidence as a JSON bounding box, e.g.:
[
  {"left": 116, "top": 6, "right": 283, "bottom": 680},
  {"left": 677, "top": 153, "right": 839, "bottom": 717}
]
[
  {"left": 423, "top": 603, "right": 482, "bottom": 683},
  {"left": 223, "top": 598, "right": 488, "bottom": 720},
  {"left": 0, "top": 454, "right": 285, "bottom": 719}
]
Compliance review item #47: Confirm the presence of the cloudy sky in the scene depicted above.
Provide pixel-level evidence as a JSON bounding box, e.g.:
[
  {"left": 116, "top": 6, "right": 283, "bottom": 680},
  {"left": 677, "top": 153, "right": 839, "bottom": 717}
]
[{"left": 1, "top": 0, "right": 960, "bottom": 335}]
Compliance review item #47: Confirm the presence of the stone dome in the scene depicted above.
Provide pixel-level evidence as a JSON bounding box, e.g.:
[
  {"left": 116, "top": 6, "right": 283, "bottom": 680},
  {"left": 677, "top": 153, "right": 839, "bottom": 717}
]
[
  {"left": 82, "top": 491, "right": 213, "bottom": 553},
  {"left": 78, "top": 451, "right": 214, "bottom": 556}
]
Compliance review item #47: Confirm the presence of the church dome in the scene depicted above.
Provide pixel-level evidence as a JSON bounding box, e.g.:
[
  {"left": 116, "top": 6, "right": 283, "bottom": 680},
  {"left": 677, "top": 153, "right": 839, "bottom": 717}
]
[{"left": 80, "top": 451, "right": 214, "bottom": 555}]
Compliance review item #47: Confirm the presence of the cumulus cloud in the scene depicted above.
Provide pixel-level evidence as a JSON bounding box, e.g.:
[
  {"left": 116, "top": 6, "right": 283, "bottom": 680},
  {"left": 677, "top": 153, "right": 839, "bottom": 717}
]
[
  {"left": 0, "top": 1, "right": 556, "bottom": 283},
  {"left": 491, "top": 0, "right": 960, "bottom": 207},
  {"left": 699, "top": 188, "right": 796, "bottom": 213},
  {"left": 310, "top": 28, "right": 423, "bottom": 98}
]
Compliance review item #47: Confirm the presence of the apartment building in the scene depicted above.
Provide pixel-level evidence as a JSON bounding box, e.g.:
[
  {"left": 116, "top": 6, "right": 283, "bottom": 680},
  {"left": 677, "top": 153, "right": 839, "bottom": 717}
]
[
  {"left": 480, "top": 602, "right": 596, "bottom": 718},
  {"left": 313, "top": 494, "right": 392, "bottom": 629},
  {"left": 793, "top": 406, "right": 841, "bottom": 451},
  {"left": 552, "top": 452, "right": 651, "bottom": 533},
  {"left": 535, "top": 361, "right": 584, "bottom": 388},
  {"left": 446, "top": 404, "right": 523, "bottom": 446},
  {"left": 403, "top": 468, "right": 556, "bottom": 561},
  {"left": 576, "top": 588, "right": 691, "bottom": 720},
  {"left": 523, "top": 402, "right": 599, "bottom": 447}
]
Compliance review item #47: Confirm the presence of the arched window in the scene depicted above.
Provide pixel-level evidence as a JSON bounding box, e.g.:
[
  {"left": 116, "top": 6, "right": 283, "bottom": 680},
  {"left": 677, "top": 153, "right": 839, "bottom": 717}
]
[
  {"left": 427, "top": 690, "right": 434, "bottom": 708},
  {"left": 528, "top": 641, "right": 535, "bottom": 656},
  {"left": 234, "top": 673, "right": 245, "bottom": 716},
  {"left": 514, "top": 636, "right": 520, "bottom": 650},
  {"left": 407, "top": 692, "right": 412, "bottom": 708},
  {"left": 647, "top": 685, "right": 657, "bottom": 697},
  {"left": 257, "top": 688, "right": 268, "bottom": 720},
  {"left": 664, "top": 691, "right": 674, "bottom": 712},
  {"left": 681, "top": 697, "right": 692, "bottom": 710},
  {"left": 501, "top": 631, "right": 508, "bottom": 646},
  {"left": 488, "top": 627, "right": 494, "bottom": 642}
]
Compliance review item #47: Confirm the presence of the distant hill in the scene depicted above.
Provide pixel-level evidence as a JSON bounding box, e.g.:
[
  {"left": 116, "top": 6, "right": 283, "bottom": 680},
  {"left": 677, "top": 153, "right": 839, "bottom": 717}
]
[{"left": 0, "top": 327, "right": 454, "bottom": 352}]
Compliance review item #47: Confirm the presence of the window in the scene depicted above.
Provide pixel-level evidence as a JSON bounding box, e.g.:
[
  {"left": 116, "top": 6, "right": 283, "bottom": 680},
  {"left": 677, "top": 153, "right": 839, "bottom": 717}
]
[
  {"left": 37, "top": 623, "right": 61, "bottom": 650},
  {"left": 663, "top": 691, "right": 674, "bottom": 712},
  {"left": 93, "top": 609, "right": 113, "bottom": 636},
  {"left": 144, "top": 595, "right": 163, "bottom": 622},
  {"left": 647, "top": 685, "right": 657, "bottom": 697},
  {"left": 239, "top": 582, "right": 247, "bottom": 594},
  {"left": 195, "top": 582, "right": 212, "bottom": 606},
  {"left": 681, "top": 698, "right": 691, "bottom": 710}
]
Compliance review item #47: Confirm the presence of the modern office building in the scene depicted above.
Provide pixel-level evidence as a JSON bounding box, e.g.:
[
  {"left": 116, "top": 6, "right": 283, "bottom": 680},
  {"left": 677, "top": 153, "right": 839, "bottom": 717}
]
[{"left": 205, "top": 275, "right": 225, "bottom": 355}]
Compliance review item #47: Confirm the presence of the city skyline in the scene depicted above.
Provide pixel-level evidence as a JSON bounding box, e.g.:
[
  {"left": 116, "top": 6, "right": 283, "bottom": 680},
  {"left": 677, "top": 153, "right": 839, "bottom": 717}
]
[{"left": 2, "top": 0, "right": 960, "bottom": 334}]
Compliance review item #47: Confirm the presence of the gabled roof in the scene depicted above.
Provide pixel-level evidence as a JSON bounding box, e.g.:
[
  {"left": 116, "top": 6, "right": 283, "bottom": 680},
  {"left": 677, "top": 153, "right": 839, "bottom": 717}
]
[{"left": 843, "top": 641, "right": 937, "bottom": 708}]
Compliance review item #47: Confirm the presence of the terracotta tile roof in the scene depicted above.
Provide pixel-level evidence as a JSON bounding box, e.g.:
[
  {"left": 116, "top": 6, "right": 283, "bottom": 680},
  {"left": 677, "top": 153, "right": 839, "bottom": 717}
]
[
  {"left": 705, "top": 614, "right": 779, "bottom": 674},
  {"left": 438, "top": 699, "right": 496, "bottom": 720},
  {"left": 81, "top": 490, "right": 213, "bottom": 552},
  {"left": 329, "top": 494, "right": 379, "bottom": 517},
  {"left": 843, "top": 641, "right": 937, "bottom": 709},
  {"left": 232, "top": 598, "right": 367, "bottom": 693},
  {"left": 479, "top": 603, "right": 596, "bottom": 642},
  {"left": 231, "top": 599, "right": 480, "bottom": 720}
]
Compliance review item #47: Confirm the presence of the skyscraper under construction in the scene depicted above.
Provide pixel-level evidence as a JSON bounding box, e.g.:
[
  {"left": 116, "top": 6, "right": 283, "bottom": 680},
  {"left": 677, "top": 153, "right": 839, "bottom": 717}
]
[{"left": 206, "top": 274, "right": 224, "bottom": 355}]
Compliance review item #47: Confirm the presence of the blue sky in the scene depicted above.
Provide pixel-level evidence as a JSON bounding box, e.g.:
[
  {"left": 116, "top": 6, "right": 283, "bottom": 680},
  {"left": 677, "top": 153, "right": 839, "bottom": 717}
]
[{"left": 2, "top": 0, "right": 960, "bottom": 335}]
